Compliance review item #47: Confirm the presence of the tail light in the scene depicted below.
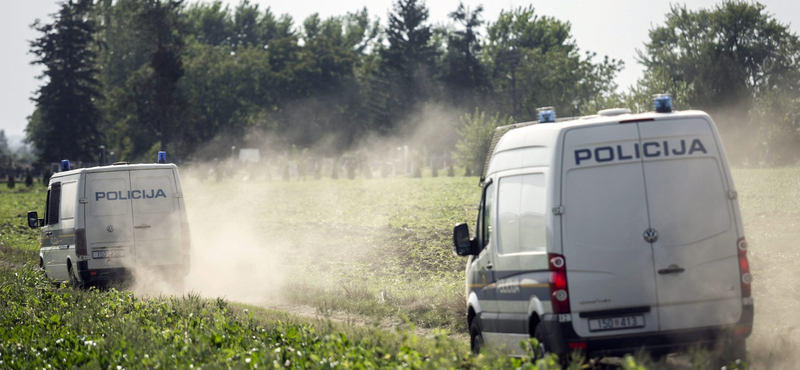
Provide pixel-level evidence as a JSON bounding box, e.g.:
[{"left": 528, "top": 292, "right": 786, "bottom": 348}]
[
  {"left": 568, "top": 341, "right": 587, "bottom": 350},
  {"left": 75, "top": 229, "right": 87, "bottom": 257},
  {"left": 549, "top": 253, "right": 571, "bottom": 314},
  {"left": 181, "top": 223, "right": 191, "bottom": 251},
  {"left": 737, "top": 237, "right": 751, "bottom": 297}
]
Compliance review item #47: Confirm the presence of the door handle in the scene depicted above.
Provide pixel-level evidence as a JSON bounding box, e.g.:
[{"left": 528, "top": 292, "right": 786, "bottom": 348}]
[
  {"left": 44, "top": 232, "right": 53, "bottom": 236},
  {"left": 486, "top": 263, "right": 493, "bottom": 270},
  {"left": 59, "top": 245, "right": 69, "bottom": 250},
  {"left": 135, "top": 224, "right": 151, "bottom": 229},
  {"left": 658, "top": 264, "right": 685, "bottom": 274}
]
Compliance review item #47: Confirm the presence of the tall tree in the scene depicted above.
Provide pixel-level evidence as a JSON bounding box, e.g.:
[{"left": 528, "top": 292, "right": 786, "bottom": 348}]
[
  {"left": 184, "top": 1, "right": 233, "bottom": 46},
  {"left": 113, "top": 0, "right": 190, "bottom": 160},
  {"left": 484, "top": 6, "right": 622, "bottom": 121},
  {"left": 638, "top": 1, "right": 800, "bottom": 162},
  {"left": 27, "top": 0, "right": 102, "bottom": 163},
  {"left": 141, "top": 0, "right": 188, "bottom": 156},
  {"left": 441, "top": 3, "right": 489, "bottom": 103},
  {"left": 638, "top": 2, "right": 800, "bottom": 111},
  {"left": 373, "top": 0, "right": 439, "bottom": 132}
]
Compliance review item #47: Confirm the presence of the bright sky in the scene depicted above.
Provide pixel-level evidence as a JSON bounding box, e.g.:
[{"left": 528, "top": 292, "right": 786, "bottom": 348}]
[{"left": 2, "top": 0, "right": 799, "bottom": 143}]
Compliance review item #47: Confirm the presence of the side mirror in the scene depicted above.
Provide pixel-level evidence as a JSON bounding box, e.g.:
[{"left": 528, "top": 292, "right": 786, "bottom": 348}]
[
  {"left": 27, "top": 211, "right": 41, "bottom": 228},
  {"left": 453, "top": 223, "right": 474, "bottom": 256}
]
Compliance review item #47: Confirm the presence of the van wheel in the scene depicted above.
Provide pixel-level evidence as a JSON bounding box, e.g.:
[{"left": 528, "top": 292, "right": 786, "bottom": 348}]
[
  {"left": 68, "top": 263, "right": 83, "bottom": 289},
  {"left": 713, "top": 338, "right": 746, "bottom": 368},
  {"left": 469, "top": 319, "right": 484, "bottom": 355},
  {"left": 39, "top": 258, "right": 48, "bottom": 278},
  {"left": 534, "top": 325, "right": 573, "bottom": 367},
  {"left": 533, "top": 325, "right": 550, "bottom": 359}
]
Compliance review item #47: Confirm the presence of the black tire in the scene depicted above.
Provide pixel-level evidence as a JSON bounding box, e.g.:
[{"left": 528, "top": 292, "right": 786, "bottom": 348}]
[
  {"left": 469, "top": 319, "right": 484, "bottom": 355},
  {"left": 714, "top": 338, "right": 746, "bottom": 368},
  {"left": 68, "top": 263, "right": 83, "bottom": 289},
  {"left": 534, "top": 325, "right": 575, "bottom": 367},
  {"left": 40, "top": 258, "right": 49, "bottom": 278},
  {"left": 533, "top": 324, "right": 550, "bottom": 359}
]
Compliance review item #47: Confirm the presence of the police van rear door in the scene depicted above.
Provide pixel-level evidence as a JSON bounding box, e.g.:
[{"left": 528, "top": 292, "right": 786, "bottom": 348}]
[
  {"left": 86, "top": 171, "right": 135, "bottom": 270},
  {"left": 561, "top": 123, "right": 661, "bottom": 338},
  {"left": 638, "top": 117, "right": 742, "bottom": 331},
  {"left": 129, "top": 168, "right": 182, "bottom": 267}
]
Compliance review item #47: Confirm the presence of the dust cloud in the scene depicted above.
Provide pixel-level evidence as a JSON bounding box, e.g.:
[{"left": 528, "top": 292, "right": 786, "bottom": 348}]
[{"left": 130, "top": 101, "right": 467, "bottom": 306}]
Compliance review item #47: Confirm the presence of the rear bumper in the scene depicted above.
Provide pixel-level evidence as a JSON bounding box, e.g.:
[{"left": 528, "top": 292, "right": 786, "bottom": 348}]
[
  {"left": 76, "top": 261, "right": 189, "bottom": 285},
  {"left": 539, "top": 304, "right": 754, "bottom": 357},
  {"left": 76, "top": 261, "right": 133, "bottom": 284}
]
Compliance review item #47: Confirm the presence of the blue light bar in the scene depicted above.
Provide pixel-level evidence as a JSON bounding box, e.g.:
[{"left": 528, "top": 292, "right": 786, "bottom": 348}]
[
  {"left": 61, "top": 160, "right": 70, "bottom": 171},
  {"left": 158, "top": 151, "right": 167, "bottom": 164},
  {"left": 538, "top": 107, "right": 556, "bottom": 123},
  {"left": 654, "top": 94, "right": 672, "bottom": 113}
]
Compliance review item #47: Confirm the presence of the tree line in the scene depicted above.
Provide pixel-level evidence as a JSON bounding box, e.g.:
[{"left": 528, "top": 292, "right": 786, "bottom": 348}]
[{"left": 26, "top": 0, "right": 800, "bottom": 170}]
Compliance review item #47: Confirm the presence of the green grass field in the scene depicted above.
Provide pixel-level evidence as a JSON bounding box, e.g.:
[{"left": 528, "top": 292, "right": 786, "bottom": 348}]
[{"left": 1, "top": 167, "right": 798, "bottom": 369}]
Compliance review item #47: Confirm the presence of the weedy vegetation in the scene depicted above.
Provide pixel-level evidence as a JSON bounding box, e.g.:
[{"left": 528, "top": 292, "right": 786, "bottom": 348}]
[{"left": 0, "top": 168, "right": 797, "bottom": 369}]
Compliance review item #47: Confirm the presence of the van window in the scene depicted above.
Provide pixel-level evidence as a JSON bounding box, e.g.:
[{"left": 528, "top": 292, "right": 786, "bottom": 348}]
[
  {"left": 498, "top": 174, "right": 546, "bottom": 254},
  {"left": 91, "top": 179, "right": 129, "bottom": 216},
  {"left": 60, "top": 182, "right": 77, "bottom": 220},
  {"left": 477, "top": 182, "right": 495, "bottom": 250},
  {"left": 46, "top": 183, "right": 61, "bottom": 225}
]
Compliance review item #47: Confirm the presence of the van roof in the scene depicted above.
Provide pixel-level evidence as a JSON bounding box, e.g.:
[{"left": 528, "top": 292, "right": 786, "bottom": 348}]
[
  {"left": 480, "top": 110, "right": 712, "bottom": 184},
  {"left": 51, "top": 163, "right": 178, "bottom": 179}
]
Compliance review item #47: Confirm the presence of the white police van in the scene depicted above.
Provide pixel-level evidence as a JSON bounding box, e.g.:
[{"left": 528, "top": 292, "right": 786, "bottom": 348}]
[
  {"left": 28, "top": 152, "right": 190, "bottom": 288},
  {"left": 453, "top": 96, "right": 753, "bottom": 362}
]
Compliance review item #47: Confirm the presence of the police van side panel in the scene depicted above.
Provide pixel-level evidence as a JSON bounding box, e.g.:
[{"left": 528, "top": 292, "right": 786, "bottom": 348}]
[
  {"left": 40, "top": 174, "right": 82, "bottom": 282},
  {"left": 469, "top": 128, "right": 560, "bottom": 353},
  {"left": 558, "top": 114, "right": 746, "bottom": 342},
  {"left": 478, "top": 169, "right": 554, "bottom": 352}
]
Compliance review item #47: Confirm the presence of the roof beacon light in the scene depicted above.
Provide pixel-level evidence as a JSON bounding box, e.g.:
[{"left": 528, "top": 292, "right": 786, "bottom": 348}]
[
  {"left": 654, "top": 94, "right": 673, "bottom": 113},
  {"left": 158, "top": 151, "right": 167, "bottom": 164},
  {"left": 60, "top": 160, "right": 70, "bottom": 171},
  {"left": 538, "top": 107, "right": 556, "bottom": 123}
]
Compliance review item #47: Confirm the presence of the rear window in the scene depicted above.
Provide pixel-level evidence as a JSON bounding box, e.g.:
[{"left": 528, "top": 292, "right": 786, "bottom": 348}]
[
  {"left": 46, "top": 183, "right": 61, "bottom": 225},
  {"left": 497, "top": 174, "right": 547, "bottom": 255},
  {"left": 60, "top": 182, "right": 77, "bottom": 220}
]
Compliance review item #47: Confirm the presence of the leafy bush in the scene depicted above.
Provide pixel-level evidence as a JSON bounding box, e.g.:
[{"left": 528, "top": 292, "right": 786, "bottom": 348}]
[
  {"left": 454, "top": 108, "right": 514, "bottom": 176},
  {"left": 0, "top": 263, "right": 590, "bottom": 370}
]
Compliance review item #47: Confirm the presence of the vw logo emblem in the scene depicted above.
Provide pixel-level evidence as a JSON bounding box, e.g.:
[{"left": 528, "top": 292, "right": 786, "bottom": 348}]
[
  {"left": 643, "top": 228, "right": 658, "bottom": 243},
  {"left": 107, "top": 225, "right": 114, "bottom": 233}
]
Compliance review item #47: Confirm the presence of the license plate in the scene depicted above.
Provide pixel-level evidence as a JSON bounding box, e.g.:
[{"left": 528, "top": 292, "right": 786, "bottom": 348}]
[
  {"left": 92, "top": 250, "right": 125, "bottom": 259},
  {"left": 588, "top": 315, "right": 645, "bottom": 332}
]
